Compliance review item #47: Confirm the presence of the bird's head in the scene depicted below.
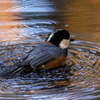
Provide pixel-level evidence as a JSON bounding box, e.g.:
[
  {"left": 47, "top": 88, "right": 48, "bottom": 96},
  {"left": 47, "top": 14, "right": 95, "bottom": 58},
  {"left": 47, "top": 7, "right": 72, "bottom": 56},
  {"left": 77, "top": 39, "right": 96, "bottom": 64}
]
[{"left": 46, "top": 29, "right": 70, "bottom": 49}]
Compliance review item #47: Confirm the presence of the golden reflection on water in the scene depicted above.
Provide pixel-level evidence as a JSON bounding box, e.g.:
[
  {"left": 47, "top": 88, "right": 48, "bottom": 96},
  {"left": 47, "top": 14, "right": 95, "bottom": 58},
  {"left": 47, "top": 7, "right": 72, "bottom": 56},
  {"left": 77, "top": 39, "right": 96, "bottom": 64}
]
[
  {"left": 0, "top": 0, "right": 20, "bottom": 43},
  {"left": 87, "top": 0, "right": 100, "bottom": 5},
  {"left": 0, "top": 0, "right": 100, "bottom": 43},
  {"left": 65, "top": 0, "right": 100, "bottom": 43}
]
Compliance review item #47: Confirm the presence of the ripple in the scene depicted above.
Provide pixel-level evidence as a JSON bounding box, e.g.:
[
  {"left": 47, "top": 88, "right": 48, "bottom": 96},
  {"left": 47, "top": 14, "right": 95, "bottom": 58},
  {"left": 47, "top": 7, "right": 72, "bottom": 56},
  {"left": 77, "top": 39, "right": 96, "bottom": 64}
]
[
  {"left": 68, "top": 41, "right": 100, "bottom": 82},
  {"left": 0, "top": 39, "right": 100, "bottom": 99},
  {"left": 0, "top": 0, "right": 100, "bottom": 99},
  {"left": 4, "top": 0, "right": 56, "bottom": 12}
]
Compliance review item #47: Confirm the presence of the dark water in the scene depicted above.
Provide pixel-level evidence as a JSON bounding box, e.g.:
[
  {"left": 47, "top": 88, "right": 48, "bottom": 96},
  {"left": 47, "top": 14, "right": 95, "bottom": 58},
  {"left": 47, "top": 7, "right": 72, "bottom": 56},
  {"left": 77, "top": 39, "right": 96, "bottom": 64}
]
[{"left": 0, "top": 0, "right": 100, "bottom": 99}]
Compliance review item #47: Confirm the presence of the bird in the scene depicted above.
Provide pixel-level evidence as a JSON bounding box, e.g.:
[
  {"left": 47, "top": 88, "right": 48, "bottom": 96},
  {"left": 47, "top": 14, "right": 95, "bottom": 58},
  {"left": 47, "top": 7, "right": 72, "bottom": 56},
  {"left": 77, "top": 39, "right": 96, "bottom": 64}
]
[{"left": 0, "top": 29, "right": 73, "bottom": 78}]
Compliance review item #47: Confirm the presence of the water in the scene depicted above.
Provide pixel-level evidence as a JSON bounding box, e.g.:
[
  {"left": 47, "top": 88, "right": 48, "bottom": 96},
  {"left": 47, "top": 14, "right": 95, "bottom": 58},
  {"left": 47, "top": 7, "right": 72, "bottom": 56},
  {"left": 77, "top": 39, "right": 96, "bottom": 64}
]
[{"left": 0, "top": 0, "right": 100, "bottom": 99}]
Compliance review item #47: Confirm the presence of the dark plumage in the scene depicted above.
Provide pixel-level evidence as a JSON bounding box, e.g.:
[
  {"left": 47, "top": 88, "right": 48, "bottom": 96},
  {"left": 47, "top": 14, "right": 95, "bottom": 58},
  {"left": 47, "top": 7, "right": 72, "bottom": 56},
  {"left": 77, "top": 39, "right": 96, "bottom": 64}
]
[{"left": 0, "top": 29, "right": 73, "bottom": 78}]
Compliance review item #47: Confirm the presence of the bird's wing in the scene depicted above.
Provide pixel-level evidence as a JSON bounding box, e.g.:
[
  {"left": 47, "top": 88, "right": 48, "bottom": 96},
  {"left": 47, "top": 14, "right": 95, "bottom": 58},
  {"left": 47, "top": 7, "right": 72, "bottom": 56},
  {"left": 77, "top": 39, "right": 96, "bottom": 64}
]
[
  {"left": 0, "top": 50, "right": 59, "bottom": 78},
  {"left": 30, "top": 51, "right": 54, "bottom": 70},
  {"left": 30, "top": 47, "right": 67, "bottom": 70},
  {"left": 0, "top": 43, "right": 67, "bottom": 78}
]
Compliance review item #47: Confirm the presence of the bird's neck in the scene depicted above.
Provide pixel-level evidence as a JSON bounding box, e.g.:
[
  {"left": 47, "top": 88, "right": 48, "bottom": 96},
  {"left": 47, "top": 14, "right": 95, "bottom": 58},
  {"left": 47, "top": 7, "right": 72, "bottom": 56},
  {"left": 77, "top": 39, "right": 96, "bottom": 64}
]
[{"left": 44, "top": 41, "right": 57, "bottom": 46}]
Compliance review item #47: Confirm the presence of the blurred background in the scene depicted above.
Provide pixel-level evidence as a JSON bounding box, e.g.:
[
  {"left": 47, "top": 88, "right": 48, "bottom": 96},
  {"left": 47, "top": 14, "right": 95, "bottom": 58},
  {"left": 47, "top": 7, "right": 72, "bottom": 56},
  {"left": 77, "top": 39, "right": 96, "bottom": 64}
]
[{"left": 0, "top": 0, "right": 100, "bottom": 99}]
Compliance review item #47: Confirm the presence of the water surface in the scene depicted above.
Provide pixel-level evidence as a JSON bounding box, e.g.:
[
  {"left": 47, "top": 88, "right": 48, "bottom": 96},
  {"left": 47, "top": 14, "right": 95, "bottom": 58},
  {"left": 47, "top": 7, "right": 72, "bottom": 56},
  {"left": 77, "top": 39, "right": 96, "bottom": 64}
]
[{"left": 0, "top": 0, "right": 100, "bottom": 99}]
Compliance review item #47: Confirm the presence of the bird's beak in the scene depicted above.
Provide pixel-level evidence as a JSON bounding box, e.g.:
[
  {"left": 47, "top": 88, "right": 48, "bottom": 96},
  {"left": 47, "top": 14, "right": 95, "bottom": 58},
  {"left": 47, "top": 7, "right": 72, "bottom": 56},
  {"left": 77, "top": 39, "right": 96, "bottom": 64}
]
[{"left": 70, "top": 38, "right": 75, "bottom": 42}]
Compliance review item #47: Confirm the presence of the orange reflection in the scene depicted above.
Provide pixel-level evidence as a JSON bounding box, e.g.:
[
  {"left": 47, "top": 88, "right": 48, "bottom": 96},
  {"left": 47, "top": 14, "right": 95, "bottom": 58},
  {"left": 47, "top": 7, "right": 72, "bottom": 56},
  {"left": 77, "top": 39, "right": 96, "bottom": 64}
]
[
  {"left": 65, "top": 0, "right": 100, "bottom": 43},
  {"left": 0, "top": 0, "right": 21, "bottom": 43},
  {"left": 87, "top": 0, "right": 100, "bottom": 5}
]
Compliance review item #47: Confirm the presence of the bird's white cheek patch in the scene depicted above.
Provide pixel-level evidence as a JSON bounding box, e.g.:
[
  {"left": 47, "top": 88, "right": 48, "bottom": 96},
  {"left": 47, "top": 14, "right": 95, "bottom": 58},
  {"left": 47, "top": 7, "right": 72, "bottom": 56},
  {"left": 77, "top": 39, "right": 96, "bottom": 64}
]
[{"left": 59, "top": 39, "right": 70, "bottom": 49}]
